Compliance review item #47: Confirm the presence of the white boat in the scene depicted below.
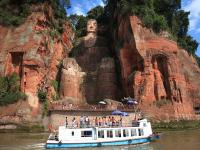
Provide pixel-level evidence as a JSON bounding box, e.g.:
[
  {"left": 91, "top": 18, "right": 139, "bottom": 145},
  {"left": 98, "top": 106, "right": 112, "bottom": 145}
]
[{"left": 46, "top": 119, "right": 158, "bottom": 149}]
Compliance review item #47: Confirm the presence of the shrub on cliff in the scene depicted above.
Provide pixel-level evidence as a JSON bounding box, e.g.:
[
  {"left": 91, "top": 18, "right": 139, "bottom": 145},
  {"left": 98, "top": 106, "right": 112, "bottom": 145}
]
[
  {"left": 37, "top": 89, "right": 47, "bottom": 103},
  {"left": 37, "top": 88, "right": 49, "bottom": 116},
  {"left": 195, "top": 55, "right": 200, "bottom": 67},
  {"left": 0, "top": 73, "right": 27, "bottom": 106},
  {"left": 68, "top": 6, "right": 106, "bottom": 38},
  {"left": 104, "top": 0, "right": 199, "bottom": 59},
  {"left": 154, "top": 99, "right": 171, "bottom": 108},
  {"left": 0, "top": 0, "right": 70, "bottom": 27}
]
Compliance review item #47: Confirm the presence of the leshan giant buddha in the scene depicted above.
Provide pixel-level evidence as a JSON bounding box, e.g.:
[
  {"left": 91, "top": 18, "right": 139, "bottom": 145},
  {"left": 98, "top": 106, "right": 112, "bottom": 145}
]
[{"left": 60, "top": 19, "right": 120, "bottom": 105}]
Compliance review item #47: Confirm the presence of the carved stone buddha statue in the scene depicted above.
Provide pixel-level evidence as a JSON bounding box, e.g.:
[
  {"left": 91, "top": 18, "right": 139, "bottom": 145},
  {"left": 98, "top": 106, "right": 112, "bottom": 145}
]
[{"left": 60, "top": 19, "right": 119, "bottom": 104}]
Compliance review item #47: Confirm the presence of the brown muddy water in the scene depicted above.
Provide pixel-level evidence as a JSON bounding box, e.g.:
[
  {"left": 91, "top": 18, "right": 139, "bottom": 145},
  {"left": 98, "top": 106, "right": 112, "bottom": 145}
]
[{"left": 0, "top": 130, "right": 200, "bottom": 150}]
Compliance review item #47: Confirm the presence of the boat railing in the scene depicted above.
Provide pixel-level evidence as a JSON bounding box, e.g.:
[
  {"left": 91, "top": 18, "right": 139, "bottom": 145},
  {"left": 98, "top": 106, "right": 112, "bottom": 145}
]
[{"left": 63, "top": 122, "right": 140, "bottom": 129}]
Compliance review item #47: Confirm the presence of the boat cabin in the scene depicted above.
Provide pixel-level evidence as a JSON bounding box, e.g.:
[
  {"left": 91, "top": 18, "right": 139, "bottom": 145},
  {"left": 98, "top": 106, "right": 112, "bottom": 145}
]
[{"left": 58, "top": 119, "right": 152, "bottom": 141}]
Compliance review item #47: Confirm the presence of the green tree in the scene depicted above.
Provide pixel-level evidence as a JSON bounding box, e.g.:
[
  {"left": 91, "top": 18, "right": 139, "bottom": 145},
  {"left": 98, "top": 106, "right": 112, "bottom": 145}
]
[
  {"left": 87, "top": 6, "right": 104, "bottom": 20},
  {"left": 0, "top": 73, "right": 27, "bottom": 106},
  {"left": 103, "top": 0, "right": 199, "bottom": 63},
  {"left": 0, "top": 0, "right": 71, "bottom": 27},
  {"left": 68, "top": 14, "right": 88, "bottom": 38}
]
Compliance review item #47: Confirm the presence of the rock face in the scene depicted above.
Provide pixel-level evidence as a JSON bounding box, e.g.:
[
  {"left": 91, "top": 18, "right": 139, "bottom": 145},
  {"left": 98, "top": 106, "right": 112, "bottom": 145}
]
[
  {"left": 60, "top": 58, "right": 86, "bottom": 105},
  {"left": 60, "top": 19, "right": 119, "bottom": 104},
  {"left": 0, "top": 3, "right": 73, "bottom": 118},
  {"left": 116, "top": 16, "right": 199, "bottom": 120},
  {"left": 1, "top": 5, "right": 200, "bottom": 122}
]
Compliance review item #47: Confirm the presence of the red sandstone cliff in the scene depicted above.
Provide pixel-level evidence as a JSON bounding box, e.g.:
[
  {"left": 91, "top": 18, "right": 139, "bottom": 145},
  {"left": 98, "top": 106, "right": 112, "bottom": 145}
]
[
  {"left": 0, "top": 3, "right": 73, "bottom": 124},
  {"left": 116, "top": 16, "right": 200, "bottom": 120},
  {"left": 1, "top": 5, "right": 200, "bottom": 125}
]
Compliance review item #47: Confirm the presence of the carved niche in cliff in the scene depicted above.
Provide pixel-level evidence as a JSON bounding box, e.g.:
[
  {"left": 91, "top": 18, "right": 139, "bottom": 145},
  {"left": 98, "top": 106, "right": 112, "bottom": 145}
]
[
  {"left": 132, "top": 49, "right": 184, "bottom": 105},
  {"left": 60, "top": 19, "right": 119, "bottom": 104},
  {"left": 151, "top": 54, "right": 170, "bottom": 100}
]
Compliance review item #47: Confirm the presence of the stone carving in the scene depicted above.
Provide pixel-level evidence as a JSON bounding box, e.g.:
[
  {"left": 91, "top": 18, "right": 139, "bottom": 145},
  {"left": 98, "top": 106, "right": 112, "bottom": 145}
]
[
  {"left": 60, "top": 58, "right": 86, "bottom": 105},
  {"left": 152, "top": 58, "right": 167, "bottom": 100},
  {"left": 118, "top": 16, "right": 196, "bottom": 119},
  {"left": 60, "top": 19, "right": 119, "bottom": 104}
]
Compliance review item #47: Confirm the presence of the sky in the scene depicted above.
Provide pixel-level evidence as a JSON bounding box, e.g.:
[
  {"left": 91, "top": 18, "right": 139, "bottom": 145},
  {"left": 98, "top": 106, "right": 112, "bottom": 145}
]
[
  {"left": 67, "top": 0, "right": 104, "bottom": 16},
  {"left": 67, "top": 0, "right": 200, "bottom": 56}
]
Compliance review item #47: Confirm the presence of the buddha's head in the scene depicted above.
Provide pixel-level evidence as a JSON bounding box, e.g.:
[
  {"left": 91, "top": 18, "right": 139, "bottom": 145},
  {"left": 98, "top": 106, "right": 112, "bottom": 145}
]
[{"left": 87, "top": 19, "right": 97, "bottom": 33}]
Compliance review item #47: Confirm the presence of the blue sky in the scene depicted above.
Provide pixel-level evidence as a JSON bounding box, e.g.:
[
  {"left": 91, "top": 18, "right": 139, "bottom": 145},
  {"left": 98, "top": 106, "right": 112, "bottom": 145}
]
[
  {"left": 182, "top": 0, "right": 200, "bottom": 56},
  {"left": 67, "top": 0, "right": 104, "bottom": 16},
  {"left": 67, "top": 0, "right": 200, "bottom": 56}
]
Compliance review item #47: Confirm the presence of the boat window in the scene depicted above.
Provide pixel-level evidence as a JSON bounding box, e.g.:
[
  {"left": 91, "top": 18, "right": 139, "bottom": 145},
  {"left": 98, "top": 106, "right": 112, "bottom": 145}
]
[
  {"left": 71, "top": 131, "right": 74, "bottom": 136},
  {"left": 107, "top": 130, "right": 113, "bottom": 138},
  {"left": 81, "top": 131, "right": 92, "bottom": 137},
  {"left": 123, "top": 129, "right": 129, "bottom": 137},
  {"left": 131, "top": 129, "right": 137, "bottom": 136},
  {"left": 138, "top": 129, "right": 144, "bottom": 136},
  {"left": 98, "top": 130, "right": 104, "bottom": 138},
  {"left": 115, "top": 129, "right": 121, "bottom": 137},
  {"left": 143, "top": 123, "right": 147, "bottom": 127}
]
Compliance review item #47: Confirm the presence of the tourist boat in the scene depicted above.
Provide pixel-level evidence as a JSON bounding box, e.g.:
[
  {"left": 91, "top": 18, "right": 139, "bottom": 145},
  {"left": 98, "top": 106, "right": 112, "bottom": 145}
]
[{"left": 46, "top": 119, "right": 158, "bottom": 149}]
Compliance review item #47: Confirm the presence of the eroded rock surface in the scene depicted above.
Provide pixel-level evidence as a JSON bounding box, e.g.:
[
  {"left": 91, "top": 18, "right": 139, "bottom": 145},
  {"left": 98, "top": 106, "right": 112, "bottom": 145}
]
[
  {"left": 0, "top": 3, "right": 73, "bottom": 120},
  {"left": 116, "top": 16, "right": 198, "bottom": 120},
  {"left": 60, "top": 19, "right": 120, "bottom": 104}
]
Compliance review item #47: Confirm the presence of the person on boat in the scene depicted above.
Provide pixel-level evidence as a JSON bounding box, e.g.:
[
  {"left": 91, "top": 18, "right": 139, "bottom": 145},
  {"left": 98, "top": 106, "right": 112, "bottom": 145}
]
[
  {"left": 105, "top": 116, "right": 109, "bottom": 126},
  {"left": 65, "top": 117, "right": 68, "bottom": 127},
  {"left": 102, "top": 117, "right": 107, "bottom": 127},
  {"left": 108, "top": 116, "right": 112, "bottom": 127},
  {"left": 87, "top": 117, "right": 90, "bottom": 127},
  {"left": 85, "top": 116, "right": 89, "bottom": 127},
  {"left": 119, "top": 116, "right": 122, "bottom": 127},
  {"left": 95, "top": 117, "right": 98, "bottom": 126},
  {"left": 99, "top": 117, "right": 102, "bottom": 127},
  {"left": 72, "top": 117, "right": 77, "bottom": 128},
  {"left": 111, "top": 116, "right": 116, "bottom": 126},
  {"left": 80, "top": 116, "right": 84, "bottom": 128}
]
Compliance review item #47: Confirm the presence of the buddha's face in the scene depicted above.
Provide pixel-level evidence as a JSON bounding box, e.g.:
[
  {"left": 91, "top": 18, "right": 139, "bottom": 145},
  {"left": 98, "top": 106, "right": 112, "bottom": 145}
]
[{"left": 87, "top": 19, "right": 97, "bottom": 33}]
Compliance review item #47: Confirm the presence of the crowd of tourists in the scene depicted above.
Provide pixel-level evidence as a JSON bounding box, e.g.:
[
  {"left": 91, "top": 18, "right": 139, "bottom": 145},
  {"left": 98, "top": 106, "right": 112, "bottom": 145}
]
[{"left": 65, "top": 116, "right": 123, "bottom": 128}]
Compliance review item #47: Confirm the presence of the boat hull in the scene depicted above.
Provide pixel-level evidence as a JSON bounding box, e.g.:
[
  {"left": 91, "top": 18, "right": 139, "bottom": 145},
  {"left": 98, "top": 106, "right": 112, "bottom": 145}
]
[{"left": 46, "top": 137, "right": 151, "bottom": 149}]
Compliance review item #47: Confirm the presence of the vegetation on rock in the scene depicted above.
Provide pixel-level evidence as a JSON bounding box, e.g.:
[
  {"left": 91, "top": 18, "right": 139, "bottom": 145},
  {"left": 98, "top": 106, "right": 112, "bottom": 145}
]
[
  {"left": 68, "top": 6, "right": 106, "bottom": 38},
  {"left": 152, "top": 120, "right": 200, "bottom": 131},
  {"left": 37, "top": 88, "right": 49, "bottom": 116},
  {"left": 68, "top": 0, "right": 199, "bottom": 66},
  {"left": 0, "top": 0, "right": 70, "bottom": 26},
  {"left": 154, "top": 99, "right": 172, "bottom": 108},
  {"left": 68, "top": 14, "right": 88, "bottom": 38},
  {"left": 0, "top": 73, "right": 27, "bottom": 106},
  {"left": 51, "top": 80, "right": 59, "bottom": 101},
  {"left": 37, "top": 89, "right": 47, "bottom": 103},
  {"left": 103, "top": 0, "right": 199, "bottom": 64}
]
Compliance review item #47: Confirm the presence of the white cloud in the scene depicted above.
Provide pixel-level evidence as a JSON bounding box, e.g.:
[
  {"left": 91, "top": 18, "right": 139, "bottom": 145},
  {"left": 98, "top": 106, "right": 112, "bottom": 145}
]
[{"left": 183, "top": 0, "right": 200, "bottom": 31}]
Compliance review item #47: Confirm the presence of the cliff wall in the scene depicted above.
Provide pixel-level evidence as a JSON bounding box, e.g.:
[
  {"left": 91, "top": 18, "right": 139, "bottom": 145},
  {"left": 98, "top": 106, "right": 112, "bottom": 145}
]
[
  {"left": 1, "top": 6, "right": 200, "bottom": 125},
  {"left": 116, "top": 16, "right": 200, "bottom": 120},
  {"left": 0, "top": 3, "right": 73, "bottom": 124}
]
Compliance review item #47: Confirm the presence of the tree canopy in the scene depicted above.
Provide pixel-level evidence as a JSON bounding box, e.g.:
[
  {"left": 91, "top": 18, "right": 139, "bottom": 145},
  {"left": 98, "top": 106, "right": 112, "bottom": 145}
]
[
  {"left": 0, "top": 73, "right": 27, "bottom": 106},
  {"left": 0, "top": 0, "right": 198, "bottom": 66},
  {"left": 103, "top": 0, "right": 199, "bottom": 58},
  {"left": 0, "top": 0, "right": 71, "bottom": 26},
  {"left": 68, "top": 5, "right": 106, "bottom": 38}
]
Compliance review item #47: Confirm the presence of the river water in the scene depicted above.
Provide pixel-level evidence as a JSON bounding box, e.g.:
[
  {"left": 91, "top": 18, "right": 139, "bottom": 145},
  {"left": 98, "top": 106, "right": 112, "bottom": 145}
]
[{"left": 0, "top": 130, "right": 200, "bottom": 150}]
